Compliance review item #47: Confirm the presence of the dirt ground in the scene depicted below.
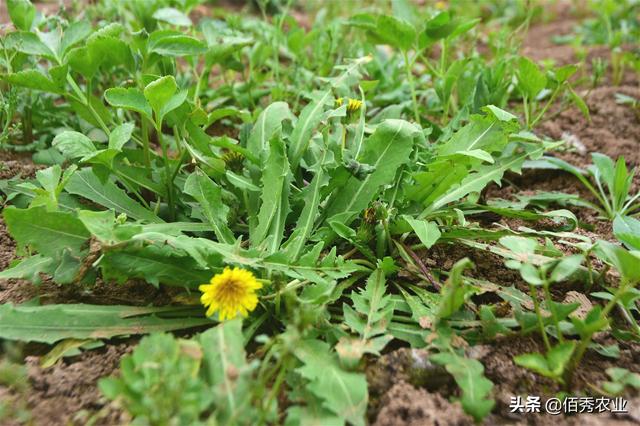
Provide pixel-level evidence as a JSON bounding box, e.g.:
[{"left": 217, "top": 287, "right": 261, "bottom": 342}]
[
  {"left": 1, "top": 2, "right": 640, "bottom": 426},
  {"left": 1, "top": 344, "right": 132, "bottom": 426}
]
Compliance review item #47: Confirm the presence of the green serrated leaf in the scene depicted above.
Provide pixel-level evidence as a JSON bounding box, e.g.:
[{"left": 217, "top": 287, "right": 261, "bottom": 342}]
[
  {"left": 100, "top": 246, "right": 212, "bottom": 287},
  {"left": 404, "top": 217, "right": 441, "bottom": 249},
  {"left": 431, "top": 348, "right": 494, "bottom": 421},
  {"left": 153, "top": 7, "right": 192, "bottom": 27},
  {"left": 65, "top": 168, "right": 162, "bottom": 223},
  {"left": 108, "top": 122, "right": 135, "bottom": 151},
  {"left": 375, "top": 15, "right": 416, "bottom": 51},
  {"left": 3, "top": 206, "right": 89, "bottom": 258},
  {"left": 4, "top": 70, "right": 63, "bottom": 94},
  {"left": 104, "top": 87, "right": 152, "bottom": 121},
  {"left": 294, "top": 340, "right": 367, "bottom": 426},
  {"left": 148, "top": 30, "right": 207, "bottom": 56},
  {"left": 325, "top": 119, "right": 420, "bottom": 226},
  {"left": 288, "top": 91, "right": 332, "bottom": 169},
  {"left": 425, "top": 146, "right": 544, "bottom": 215},
  {"left": 594, "top": 240, "right": 640, "bottom": 283},
  {"left": 144, "top": 75, "right": 177, "bottom": 120},
  {"left": 246, "top": 102, "right": 292, "bottom": 158},
  {"left": 517, "top": 57, "right": 546, "bottom": 99},
  {"left": 613, "top": 215, "right": 640, "bottom": 251},
  {"left": 0, "top": 304, "right": 209, "bottom": 344},
  {"left": 7, "top": 0, "right": 36, "bottom": 31},
  {"left": 184, "top": 170, "right": 235, "bottom": 244},
  {"left": 0, "top": 254, "right": 55, "bottom": 284},
  {"left": 252, "top": 137, "right": 290, "bottom": 251},
  {"left": 282, "top": 149, "right": 330, "bottom": 260},
  {"left": 60, "top": 20, "right": 92, "bottom": 57},
  {"left": 436, "top": 258, "right": 473, "bottom": 320},
  {"left": 199, "top": 319, "right": 255, "bottom": 422},
  {"left": 4, "top": 31, "right": 56, "bottom": 59},
  {"left": 52, "top": 131, "right": 96, "bottom": 159}
]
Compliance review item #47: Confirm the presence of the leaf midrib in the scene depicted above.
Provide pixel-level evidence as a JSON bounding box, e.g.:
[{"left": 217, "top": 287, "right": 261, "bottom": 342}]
[{"left": 340, "top": 122, "right": 406, "bottom": 214}]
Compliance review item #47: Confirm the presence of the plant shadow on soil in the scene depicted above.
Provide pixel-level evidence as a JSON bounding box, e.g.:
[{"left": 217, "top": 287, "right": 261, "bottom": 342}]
[{"left": 2, "top": 3, "right": 640, "bottom": 426}]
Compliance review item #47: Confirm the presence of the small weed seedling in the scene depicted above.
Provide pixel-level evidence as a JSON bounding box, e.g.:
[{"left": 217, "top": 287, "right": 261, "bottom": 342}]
[{"left": 549, "top": 153, "right": 640, "bottom": 220}]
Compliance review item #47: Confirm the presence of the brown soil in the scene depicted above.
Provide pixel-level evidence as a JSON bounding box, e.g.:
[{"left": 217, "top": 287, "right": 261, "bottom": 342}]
[
  {"left": 0, "top": 1, "right": 7, "bottom": 25},
  {"left": 1, "top": 344, "right": 132, "bottom": 426},
  {"left": 522, "top": 17, "right": 579, "bottom": 67},
  {"left": 485, "top": 169, "right": 617, "bottom": 241},
  {"left": 368, "top": 337, "right": 640, "bottom": 426},
  {"left": 427, "top": 242, "right": 523, "bottom": 285},
  {"left": 367, "top": 348, "right": 457, "bottom": 420},
  {"left": 480, "top": 336, "right": 640, "bottom": 425},
  {"left": 540, "top": 85, "right": 640, "bottom": 167},
  {"left": 374, "top": 381, "right": 473, "bottom": 426},
  {"left": 0, "top": 151, "right": 42, "bottom": 180},
  {"left": 520, "top": 2, "right": 640, "bottom": 170},
  {"left": 521, "top": 5, "right": 638, "bottom": 87}
]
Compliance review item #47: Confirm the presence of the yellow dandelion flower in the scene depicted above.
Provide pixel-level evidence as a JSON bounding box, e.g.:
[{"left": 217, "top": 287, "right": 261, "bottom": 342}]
[
  {"left": 347, "top": 98, "right": 363, "bottom": 114},
  {"left": 335, "top": 97, "right": 344, "bottom": 107},
  {"left": 199, "top": 267, "right": 262, "bottom": 321},
  {"left": 435, "top": 1, "right": 447, "bottom": 10}
]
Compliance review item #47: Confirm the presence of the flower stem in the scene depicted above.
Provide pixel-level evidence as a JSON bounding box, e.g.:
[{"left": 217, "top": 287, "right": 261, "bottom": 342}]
[
  {"left": 156, "top": 125, "right": 175, "bottom": 220},
  {"left": 531, "top": 285, "right": 551, "bottom": 351},
  {"left": 66, "top": 75, "right": 110, "bottom": 136},
  {"left": 543, "top": 282, "right": 564, "bottom": 343},
  {"left": 530, "top": 85, "right": 562, "bottom": 128},
  {"left": 564, "top": 280, "right": 629, "bottom": 387},
  {"left": 403, "top": 50, "right": 420, "bottom": 123},
  {"left": 141, "top": 117, "right": 151, "bottom": 170}
]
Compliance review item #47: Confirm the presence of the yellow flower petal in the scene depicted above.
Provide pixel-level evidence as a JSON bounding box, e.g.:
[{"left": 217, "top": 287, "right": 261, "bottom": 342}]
[
  {"left": 346, "top": 98, "right": 363, "bottom": 114},
  {"left": 199, "top": 267, "right": 261, "bottom": 321}
]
